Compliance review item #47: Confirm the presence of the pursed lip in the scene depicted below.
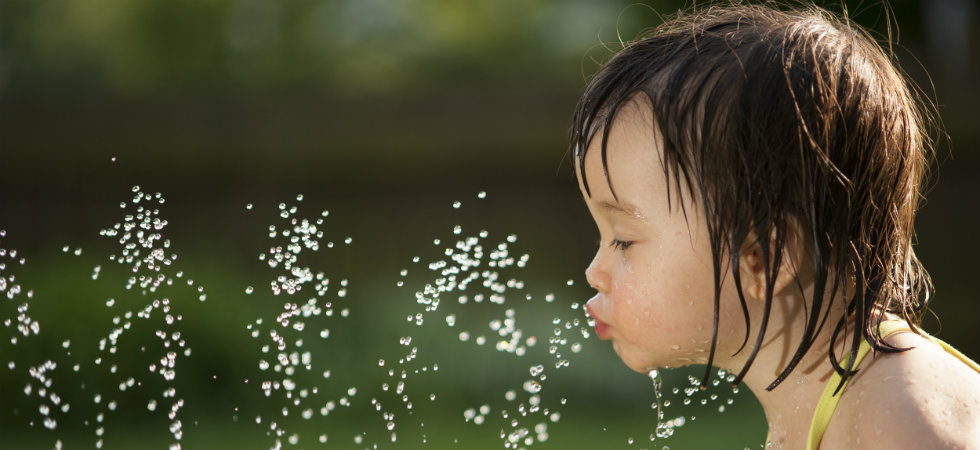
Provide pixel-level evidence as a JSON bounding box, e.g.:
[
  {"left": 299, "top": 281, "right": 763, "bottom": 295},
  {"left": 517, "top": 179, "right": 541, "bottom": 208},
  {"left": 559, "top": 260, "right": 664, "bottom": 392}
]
[{"left": 585, "top": 302, "right": 611, "bottom": 340}]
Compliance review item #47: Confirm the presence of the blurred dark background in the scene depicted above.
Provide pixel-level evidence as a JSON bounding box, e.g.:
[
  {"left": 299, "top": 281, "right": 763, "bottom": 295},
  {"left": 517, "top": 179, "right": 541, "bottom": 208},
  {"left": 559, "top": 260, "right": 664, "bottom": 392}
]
[{"left": 0, "top": 0, "right": 977, "bottom": 448}]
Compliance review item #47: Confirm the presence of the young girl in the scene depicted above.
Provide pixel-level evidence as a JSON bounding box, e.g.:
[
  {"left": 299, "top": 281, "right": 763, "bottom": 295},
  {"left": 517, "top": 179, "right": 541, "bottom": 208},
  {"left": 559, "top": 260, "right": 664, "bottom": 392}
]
[{"left": 572, "top": 4, "right": 980, "bottom": 449}]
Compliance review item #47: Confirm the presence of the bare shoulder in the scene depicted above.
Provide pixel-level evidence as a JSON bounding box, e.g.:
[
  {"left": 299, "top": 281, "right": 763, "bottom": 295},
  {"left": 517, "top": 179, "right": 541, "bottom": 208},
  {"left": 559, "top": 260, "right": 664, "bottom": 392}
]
[{"left": 821, "top": 331, "right": 980, "bottom": 449}]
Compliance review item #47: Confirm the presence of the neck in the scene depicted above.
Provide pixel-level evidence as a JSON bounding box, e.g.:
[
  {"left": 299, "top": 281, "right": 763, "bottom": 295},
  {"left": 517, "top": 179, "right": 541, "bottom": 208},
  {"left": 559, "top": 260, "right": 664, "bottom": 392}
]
[{"left": 715, "top": 289, "right": 849, "bottom": 449}]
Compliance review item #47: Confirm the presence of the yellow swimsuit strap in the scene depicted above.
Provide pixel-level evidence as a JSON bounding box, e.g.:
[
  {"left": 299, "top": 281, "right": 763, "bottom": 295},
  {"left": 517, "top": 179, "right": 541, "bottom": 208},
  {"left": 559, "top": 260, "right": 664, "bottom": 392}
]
[{"left": 805, "top": 321, "right": 980, "bottom": 450}]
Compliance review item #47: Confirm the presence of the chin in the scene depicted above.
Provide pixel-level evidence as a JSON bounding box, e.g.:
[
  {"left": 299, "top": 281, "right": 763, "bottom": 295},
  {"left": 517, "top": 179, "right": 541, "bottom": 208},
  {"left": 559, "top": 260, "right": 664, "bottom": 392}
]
[{"left": 613, "top": 343, "right": 661, "bottom": 374}]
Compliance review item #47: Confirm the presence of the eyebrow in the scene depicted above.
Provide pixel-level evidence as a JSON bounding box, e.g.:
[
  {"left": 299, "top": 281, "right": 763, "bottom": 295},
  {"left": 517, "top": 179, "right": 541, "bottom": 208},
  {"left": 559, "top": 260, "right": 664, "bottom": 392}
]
[{"left": 598, "top": 200, "right": 647, "bottom": 221}]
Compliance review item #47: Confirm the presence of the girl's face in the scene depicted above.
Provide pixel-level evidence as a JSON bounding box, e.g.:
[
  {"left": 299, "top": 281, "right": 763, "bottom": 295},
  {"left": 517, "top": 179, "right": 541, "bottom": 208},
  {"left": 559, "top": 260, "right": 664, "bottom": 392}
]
[{"left": 579, "top": 103, "right": 743, "bottom": 374}]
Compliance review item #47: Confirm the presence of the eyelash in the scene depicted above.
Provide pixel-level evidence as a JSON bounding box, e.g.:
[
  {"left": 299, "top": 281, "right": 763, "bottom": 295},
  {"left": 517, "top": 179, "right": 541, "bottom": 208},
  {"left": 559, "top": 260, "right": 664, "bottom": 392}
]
[
  {"left": 610, "top": 239, "right": 634, "bottom": 251},
  {"left": 594, "top": 238, "right": 634, "bottom": 252}
]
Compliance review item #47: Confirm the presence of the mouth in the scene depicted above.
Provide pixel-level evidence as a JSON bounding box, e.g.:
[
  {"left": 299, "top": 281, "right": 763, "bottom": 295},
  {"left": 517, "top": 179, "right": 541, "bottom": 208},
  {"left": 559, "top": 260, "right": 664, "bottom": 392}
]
[{"left": 585, "top": 303, "right": 611, "bottom": 340}]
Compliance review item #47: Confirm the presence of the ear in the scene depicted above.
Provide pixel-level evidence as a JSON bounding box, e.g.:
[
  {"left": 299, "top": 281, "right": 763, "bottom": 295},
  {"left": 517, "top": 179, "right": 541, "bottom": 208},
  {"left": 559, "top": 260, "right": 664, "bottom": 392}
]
[{"left": 738, "top": 219, "right": 805, "bottom": 302}]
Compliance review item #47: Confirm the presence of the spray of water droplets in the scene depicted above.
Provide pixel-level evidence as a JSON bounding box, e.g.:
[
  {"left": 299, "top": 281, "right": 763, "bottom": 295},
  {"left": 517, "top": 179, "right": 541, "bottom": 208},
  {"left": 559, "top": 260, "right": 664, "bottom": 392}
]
[
  {"left": 89, "top": 186, "right": 206, "bottom": 449},
  {"left": 2, "top": 186, "right": 754, "bottom": 449},
  {"left": 370, "top": 192, "right": 591, "bottom": 449},
  {"left": 1, "top": 231, "right": 68, "bottom": 448},
  {"left": 244, "top": 195, "right": 355, "bottom": 449},
  {"left": 636, "top": 367, "right": 748, "bottom": 446}
]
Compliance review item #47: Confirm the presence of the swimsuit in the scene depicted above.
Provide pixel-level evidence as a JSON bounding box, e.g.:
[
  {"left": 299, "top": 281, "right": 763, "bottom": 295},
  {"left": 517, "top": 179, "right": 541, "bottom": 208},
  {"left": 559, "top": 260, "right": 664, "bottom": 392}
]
[{"left": 804, "top": 320, "right": 980, "bottom": 450}]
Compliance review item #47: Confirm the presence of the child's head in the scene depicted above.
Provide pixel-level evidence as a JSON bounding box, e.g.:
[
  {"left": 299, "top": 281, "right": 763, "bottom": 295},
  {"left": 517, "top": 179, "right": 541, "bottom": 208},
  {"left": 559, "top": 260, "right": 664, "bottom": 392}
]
[{"left": 572, "top": 4, "right": 934, "bottom": 390}]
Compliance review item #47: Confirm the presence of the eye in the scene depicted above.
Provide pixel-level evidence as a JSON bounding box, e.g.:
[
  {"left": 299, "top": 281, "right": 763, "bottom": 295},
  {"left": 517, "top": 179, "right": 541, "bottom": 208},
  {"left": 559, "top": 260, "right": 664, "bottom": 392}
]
[{"left": 610, "top": 238, "right": 634, "bottom": 251}]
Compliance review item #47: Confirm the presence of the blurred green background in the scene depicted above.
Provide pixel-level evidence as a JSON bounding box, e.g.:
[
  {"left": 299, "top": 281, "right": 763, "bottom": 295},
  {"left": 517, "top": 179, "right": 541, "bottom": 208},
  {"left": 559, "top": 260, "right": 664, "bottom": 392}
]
[{"left": 0, "top": 0, "right": 976, "bottom": 448}]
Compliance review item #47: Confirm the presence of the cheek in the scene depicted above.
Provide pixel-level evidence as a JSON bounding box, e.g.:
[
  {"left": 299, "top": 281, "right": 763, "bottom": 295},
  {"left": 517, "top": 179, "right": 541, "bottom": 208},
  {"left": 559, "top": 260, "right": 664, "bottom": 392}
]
[
  {"left": 627, "top": 248, "right": 716, "bottom": 332},
  {"left": 612, "top": 259, "right": 672, "bottom": 330}
]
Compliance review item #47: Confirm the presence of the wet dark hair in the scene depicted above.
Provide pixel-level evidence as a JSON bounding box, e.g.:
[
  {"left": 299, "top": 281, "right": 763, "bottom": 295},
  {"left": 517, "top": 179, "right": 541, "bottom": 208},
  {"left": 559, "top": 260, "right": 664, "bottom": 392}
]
[{"left": 571, "top": 3, "right": 935, "bottom": 391}]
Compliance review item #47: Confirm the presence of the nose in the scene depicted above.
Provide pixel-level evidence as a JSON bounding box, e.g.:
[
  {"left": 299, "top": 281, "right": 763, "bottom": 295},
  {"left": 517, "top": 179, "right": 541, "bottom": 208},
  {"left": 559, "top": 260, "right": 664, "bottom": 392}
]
[{"left": 585, "top": 252, "right": 610, "bottom": 293}]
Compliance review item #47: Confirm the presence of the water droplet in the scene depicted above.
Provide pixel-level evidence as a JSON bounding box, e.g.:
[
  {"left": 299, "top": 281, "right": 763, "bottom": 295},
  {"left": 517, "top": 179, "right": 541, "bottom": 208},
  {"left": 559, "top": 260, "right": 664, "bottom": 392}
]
[
  {"left": 244, "top": 286, "right": 254, "bottom": 294},
  {"left": 452, "top": 201, "right": 461, "bottom": 209},
  {"left": 245, "top": 203, "right": 253, "bottom": 210},
  {"left": 477, "top": 191, "right": 487, "bottom": 199}
]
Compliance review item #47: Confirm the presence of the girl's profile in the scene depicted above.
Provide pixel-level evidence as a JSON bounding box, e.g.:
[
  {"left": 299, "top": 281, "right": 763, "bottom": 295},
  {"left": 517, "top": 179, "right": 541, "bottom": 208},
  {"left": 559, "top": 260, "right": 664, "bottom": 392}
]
[{"left": 572, "top": 3, "right": 980, "bottom": 449}]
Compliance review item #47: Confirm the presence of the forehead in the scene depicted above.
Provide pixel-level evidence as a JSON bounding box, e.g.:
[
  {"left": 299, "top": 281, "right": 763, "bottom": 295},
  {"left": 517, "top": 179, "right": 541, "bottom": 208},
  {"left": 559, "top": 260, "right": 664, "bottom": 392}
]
[{"left": 575, "top": 98, "right": 663, "bottom": 200}]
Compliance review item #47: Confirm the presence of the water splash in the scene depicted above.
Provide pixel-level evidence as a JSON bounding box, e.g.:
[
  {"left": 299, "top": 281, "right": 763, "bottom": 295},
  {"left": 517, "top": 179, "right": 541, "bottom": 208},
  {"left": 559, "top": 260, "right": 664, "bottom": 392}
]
[
  {"left": 90, "top": 186, "right": 206, "bottom": 449},
  {"left": 243, "top": 195, "right": 354, "bottom": 449},
  {"left": 1, "top": 231, "right": 68, "bottom": 449},
  {"left": 2, "top": 186, "right": 756, "bottom": 449}
]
